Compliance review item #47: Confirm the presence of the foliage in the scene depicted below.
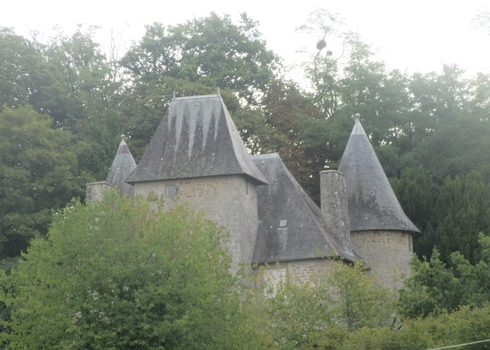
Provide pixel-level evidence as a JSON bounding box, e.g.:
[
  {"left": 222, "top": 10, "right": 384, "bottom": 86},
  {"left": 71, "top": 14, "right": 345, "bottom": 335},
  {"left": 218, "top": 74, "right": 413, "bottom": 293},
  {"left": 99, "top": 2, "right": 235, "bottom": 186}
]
[
  {"left": 0, "top": 28, "right": 48, "bottom": 111},
  {"left": 41, "top": 26, "right": 126, "bottom": 179},
  {"left": 1, "top": 192, "right": 256, "bottom": 349},
  {"left": 119, "top": 13, "right": 278, "bottom": 161},
  {"left": 474, "top": 8, "right": 490, "bottom": 34},
  {"left": 121, "top": 12, "right": 278, "bottom": 105},
  {"left": 398, "top": 234, "right": 490, "bottom": 319},
  {"left": 303, "top": 304, "right": 490, "bottom": 350},
  {"left": 393, "top": 168, "right": 490, "bottom": 264},
  {"left": 236, "top": 78, "right": 325, "bottom": 202},
  {"left": 253, "top": 261, "right": 396, "bottom": 349},
  {"left": 3, "top": 7, "right": 490, "bottom": 278},
  {"left": 0, "top": 25, "right": 126, "bottom": 180},
  {"left": 0, "top": 105, "right": 86, "bottom": 259}
]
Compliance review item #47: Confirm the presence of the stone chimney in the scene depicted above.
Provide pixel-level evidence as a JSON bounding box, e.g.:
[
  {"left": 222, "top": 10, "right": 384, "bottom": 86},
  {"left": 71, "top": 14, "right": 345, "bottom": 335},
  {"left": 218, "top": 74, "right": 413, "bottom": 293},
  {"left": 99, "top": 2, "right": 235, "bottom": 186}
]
[{"left": 320, "top": 170, "right": 352, "bottom": 251}]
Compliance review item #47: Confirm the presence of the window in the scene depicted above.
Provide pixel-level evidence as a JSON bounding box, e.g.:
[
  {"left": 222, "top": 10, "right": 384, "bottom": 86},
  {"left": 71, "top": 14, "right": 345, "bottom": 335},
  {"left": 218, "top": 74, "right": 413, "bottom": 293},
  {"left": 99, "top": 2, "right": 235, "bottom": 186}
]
[{"left": 166, "top": 185, "right": 177, "bottom": 196}]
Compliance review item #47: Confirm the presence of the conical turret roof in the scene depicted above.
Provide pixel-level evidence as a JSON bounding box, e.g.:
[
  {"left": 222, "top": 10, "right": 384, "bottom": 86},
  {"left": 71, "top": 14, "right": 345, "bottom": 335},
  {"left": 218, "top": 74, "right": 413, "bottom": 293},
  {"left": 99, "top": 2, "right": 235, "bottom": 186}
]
[
  {"left": 126, "top": 94, "right": 267, "bottom": 185},
  {"left": 106, "top": 135, "right": 137, "bottom": 196},
  {"left": 338, "top": 115, "right": 420, "bottom": 235}
]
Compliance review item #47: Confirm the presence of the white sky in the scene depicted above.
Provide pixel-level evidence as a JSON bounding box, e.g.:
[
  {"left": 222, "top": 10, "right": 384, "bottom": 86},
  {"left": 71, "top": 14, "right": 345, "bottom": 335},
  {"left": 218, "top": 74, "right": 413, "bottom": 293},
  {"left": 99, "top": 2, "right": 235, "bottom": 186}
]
[{"left": 3, "top": 0, "right": 489, "bottom": 82}]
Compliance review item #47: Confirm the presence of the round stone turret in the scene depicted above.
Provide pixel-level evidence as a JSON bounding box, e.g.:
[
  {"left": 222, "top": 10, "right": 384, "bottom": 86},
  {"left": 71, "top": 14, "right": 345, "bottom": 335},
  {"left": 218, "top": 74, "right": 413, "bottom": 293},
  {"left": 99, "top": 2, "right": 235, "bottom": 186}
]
[{"left": 338, "top": 115, "right": 420, "bottom": 288}]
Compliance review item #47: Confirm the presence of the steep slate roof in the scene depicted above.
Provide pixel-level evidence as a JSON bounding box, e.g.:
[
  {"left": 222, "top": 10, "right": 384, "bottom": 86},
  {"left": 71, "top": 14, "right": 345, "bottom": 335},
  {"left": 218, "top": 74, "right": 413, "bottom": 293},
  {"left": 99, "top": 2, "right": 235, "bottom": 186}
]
[
  {"left": 106, "top": 135, "right": 137, "bottom": 196},
  {"left": 252, "top": 154, "right": 358, "bottom": 264},
  {"left": 126, "top": 94, "right": 267, "bottom": 185},
  {"left": 338, "top": 116, "right": 420, "bottom": 235}
]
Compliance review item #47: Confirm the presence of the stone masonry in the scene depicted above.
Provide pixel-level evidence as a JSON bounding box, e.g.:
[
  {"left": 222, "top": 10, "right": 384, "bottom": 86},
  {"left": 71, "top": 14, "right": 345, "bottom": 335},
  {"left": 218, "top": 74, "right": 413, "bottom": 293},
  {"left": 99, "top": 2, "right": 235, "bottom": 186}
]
[
  {"left": 133, "top": 174, "right": 259, "bottom": 275},
  {"left": 351, "top": 230, "right": 413, "bottom": 289}
]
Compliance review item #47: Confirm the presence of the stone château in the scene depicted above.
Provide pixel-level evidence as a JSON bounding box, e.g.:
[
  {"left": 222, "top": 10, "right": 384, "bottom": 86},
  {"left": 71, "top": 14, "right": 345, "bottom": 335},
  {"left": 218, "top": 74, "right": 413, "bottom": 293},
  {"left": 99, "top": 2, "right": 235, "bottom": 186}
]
[{"left": 86, "top": 93, "right": 420, "bottom": 288}]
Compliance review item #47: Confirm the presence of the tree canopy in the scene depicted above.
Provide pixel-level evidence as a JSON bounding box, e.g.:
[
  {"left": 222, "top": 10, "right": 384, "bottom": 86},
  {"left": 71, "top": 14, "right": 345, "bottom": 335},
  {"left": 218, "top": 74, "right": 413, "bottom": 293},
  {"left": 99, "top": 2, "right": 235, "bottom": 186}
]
[
  {"left": 0, "top": 105, "right": 86, "bottom": 259},
  {"left": 2, "top": 12, "right": 490, "bottom": 349},
  {"left": 1, "top": 192, "right": 256, "bottom": 349},
  {"left": 252, "top": 261, "right": 396, "bottom": 348},
  {"left": 121, "top": 12, "right": 278, "bottom": 105}
]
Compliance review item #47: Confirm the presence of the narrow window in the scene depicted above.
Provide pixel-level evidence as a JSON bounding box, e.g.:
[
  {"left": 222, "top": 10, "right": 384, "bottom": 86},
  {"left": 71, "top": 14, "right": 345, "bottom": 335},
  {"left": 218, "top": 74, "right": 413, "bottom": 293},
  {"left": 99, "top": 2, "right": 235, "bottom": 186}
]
[
  {"left": 166, "top": 185, "right": 177, "bottom": 197},
  {"left": 408, "top": 236, "right": 413, "bottom": 253}
]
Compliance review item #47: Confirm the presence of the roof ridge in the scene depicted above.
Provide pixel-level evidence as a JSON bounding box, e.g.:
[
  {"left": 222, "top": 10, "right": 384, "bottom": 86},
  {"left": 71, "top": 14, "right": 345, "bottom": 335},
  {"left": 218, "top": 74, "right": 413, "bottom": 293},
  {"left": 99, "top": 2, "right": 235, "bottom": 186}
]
[{"left": 172, "top": 94, "right": 220, "bottom": 101}]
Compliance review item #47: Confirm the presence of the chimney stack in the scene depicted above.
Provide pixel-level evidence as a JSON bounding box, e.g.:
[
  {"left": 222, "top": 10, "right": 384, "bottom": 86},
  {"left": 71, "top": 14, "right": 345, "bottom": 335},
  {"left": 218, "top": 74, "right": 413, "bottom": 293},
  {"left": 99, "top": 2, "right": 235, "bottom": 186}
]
[{"left": 320, "top": 170, "right": 352, "bottom": 251}]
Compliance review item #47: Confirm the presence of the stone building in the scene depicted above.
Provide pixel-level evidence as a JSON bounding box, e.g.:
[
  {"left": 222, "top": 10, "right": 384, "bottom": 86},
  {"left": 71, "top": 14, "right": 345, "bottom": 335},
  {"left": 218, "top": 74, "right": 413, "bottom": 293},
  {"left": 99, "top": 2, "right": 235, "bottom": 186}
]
[{"left": 87, "top": 93, "right": 420, "bottom": 288}]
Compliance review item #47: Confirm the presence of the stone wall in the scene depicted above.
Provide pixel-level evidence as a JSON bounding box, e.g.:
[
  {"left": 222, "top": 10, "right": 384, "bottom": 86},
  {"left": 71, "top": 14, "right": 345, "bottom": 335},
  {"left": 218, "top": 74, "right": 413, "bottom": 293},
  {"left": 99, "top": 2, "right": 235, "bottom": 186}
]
[
  {"left": 86, "top": 182, "right": 116, "bottom": 201},
  {"left": 258, "top": 258, "right": 336, "bottom": 287},
  {"left": 351, "top": 230, "right": 413, "bottom": 289},
  {"left": 134, "top": 175, "right": 259, "bottom": 275}
]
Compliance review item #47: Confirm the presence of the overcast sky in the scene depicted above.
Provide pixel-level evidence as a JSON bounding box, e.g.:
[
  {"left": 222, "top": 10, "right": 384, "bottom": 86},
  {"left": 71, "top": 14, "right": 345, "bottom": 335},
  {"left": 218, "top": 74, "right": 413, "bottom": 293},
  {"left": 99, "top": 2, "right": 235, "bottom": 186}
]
[{"left": 3, "top": 0, "right": 489, "bottom": 81}]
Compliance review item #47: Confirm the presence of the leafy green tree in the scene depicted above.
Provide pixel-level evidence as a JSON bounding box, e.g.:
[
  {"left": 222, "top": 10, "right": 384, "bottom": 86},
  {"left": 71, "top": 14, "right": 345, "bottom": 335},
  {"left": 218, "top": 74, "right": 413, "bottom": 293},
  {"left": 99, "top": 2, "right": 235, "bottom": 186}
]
[
  {"left": 259, "top": 78, "right": 326, "bottom": 203},
  {"left": 0, "top": 28, "right": 50, "bottom": 111},
  {"left": 304, "top": 304, "right": 490, "bottom": 350},
  {"left": 121, "top": 12, "right": 278, "bottom": 105},
  {"left": 296, "top": 8, "right": 344, "bottom": 119},
  {"left": 429, "top": 172, "right": 490, "bottom": 263},
  {"left": 1, "top": 192, "right": 256, "bottom": 349},
  {"left": 474, "top": 8, "right": 490, "bottom": 34},
  {"left": 120, "top": 13, "right": 279, "bottom": 164},
  {"left": 0, "top": 26, "right": 126, "bottom": 180},
  {"left": 393, "top": 167, "right": 490, "bottom": 264},
  {"left": 408, "top": 67, "right": 490, "bottom": 181},
  {"left": 391, "top": 166, "right": 435, "bottom": 258},
  {"left": 255, "top": 261, "right": 396, "bottom": 349},
  {"left": 297, "top": 10, "right": 422, "bottom": 178},
  {"left": 41, "top": 27, "right": 126, "bottom": 179},
  {"left": 398, "top": 234, "right": 490, "bottom": 319},
  {"left": 0, "top": 105, "right": 86, "bottom": 259}
]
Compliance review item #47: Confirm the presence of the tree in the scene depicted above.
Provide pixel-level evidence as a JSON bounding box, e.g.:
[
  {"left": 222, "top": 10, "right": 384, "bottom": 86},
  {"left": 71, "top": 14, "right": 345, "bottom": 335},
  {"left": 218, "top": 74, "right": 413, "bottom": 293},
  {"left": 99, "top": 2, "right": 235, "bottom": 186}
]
[
  {"left": 398, "top": 234, "right": 490, "bottom": 319},
  {"left": 255, "top": 261, "right": 396, "bottom": 349},
  {"left": 1, "top": 192, "right": 256, "bottom": 349},
  {"left": 0, "top": 105, "right": 86, "bottom": 259},
  {"left": 243, "top": 78, "right": 327, "bottom": 203},
  {"left": 304, "top": 304, "right": 490, "bottom": 350},
  {"left": 119, "top": 13, "right": 278, "bottom": 162},
  {"left": 0, "top": 28, "right": 52, "bottom": 112},
  {"left": 297, "top": 8, "right": 344, "bottom": 120},
  {"left": 473, "top": 8, "right": 490, "bottom": 36},
  {"left": 41, "top": 26, "right": 126, "bottom": 179},
  {"left": 297, "top": 10, "right": 422, "bottom": 179},
  {"left": 409, "top": 65, "right": 490, "bottom": 181},
  {"left": 121, "top": 12, "right": 278, "bottom": 105},
  {"left": 0, "top": 26, "right": 126, "bottom": 180},
  {"left": 391, "top": 166, "right": 435, "bottom": 258}
]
